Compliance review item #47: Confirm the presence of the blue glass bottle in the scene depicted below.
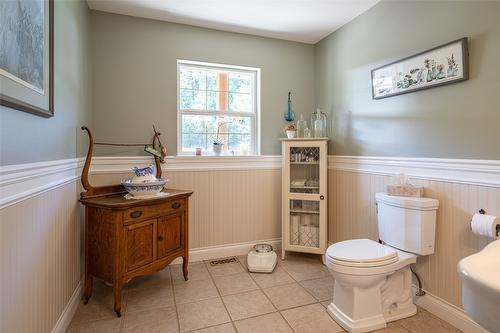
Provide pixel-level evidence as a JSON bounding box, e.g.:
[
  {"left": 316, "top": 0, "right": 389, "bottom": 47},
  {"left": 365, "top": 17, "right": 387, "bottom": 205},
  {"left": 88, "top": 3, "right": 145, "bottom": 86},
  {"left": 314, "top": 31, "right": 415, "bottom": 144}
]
[{"left": 284, "top": 91, "right": 295, "bottom": 122}]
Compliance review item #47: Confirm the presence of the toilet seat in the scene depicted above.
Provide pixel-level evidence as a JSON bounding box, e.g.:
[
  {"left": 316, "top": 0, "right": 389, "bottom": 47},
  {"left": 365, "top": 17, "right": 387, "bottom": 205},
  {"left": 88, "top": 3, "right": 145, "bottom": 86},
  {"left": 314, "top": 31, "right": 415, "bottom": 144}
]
[{"left": 326, "top": 239, "right": 399, "bottom": 268}]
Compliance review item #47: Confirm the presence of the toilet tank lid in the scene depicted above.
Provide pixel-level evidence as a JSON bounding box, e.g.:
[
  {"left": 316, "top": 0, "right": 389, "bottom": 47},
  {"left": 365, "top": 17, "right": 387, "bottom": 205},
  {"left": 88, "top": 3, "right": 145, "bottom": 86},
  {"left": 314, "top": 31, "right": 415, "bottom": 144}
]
[{"left": 376, "top": 193, "right": 439, "bottom": 210}]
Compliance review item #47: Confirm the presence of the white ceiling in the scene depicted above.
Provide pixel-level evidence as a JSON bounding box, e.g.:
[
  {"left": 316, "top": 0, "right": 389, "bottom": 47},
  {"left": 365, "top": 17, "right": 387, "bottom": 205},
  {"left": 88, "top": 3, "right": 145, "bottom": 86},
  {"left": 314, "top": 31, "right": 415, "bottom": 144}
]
[{"left": 86, "top": 0, "right": 380, "bottom": 44}]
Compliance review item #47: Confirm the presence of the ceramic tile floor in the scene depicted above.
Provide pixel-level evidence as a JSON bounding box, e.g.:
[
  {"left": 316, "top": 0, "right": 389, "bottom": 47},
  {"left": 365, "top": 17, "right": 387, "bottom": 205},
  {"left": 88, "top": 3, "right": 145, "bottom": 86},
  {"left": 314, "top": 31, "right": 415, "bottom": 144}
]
[{"left": 67, "top": 253, "right": 462, "bottom": 333}]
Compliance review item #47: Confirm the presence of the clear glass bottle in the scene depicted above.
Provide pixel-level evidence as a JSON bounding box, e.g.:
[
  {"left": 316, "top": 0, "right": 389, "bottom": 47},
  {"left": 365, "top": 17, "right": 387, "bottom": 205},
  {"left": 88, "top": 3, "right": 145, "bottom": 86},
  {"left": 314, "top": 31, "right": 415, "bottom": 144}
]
[
  {"left": 296, "top": 114, "right": 307, "bottom": 138},
  {"left": 311, "top": 108, "right": 327, "bottom": 138}
]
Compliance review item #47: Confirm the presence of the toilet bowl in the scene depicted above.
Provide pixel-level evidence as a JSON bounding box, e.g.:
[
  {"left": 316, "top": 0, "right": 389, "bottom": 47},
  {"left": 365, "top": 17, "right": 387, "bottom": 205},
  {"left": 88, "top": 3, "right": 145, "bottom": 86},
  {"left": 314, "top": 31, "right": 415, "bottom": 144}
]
[
  {"left": 325, "top": 239, "right": 417, "bottom": 333},
  {"left": 325, "top": 193, "right": 439, "bottom": 333}
]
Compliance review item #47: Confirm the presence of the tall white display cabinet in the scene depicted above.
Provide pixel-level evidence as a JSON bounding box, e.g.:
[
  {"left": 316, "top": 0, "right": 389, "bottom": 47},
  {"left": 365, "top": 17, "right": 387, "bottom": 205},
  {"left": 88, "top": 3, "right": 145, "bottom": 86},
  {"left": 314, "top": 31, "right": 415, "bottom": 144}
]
[{"left": 281, "top": 138, "right": 328, "bottom": 260}]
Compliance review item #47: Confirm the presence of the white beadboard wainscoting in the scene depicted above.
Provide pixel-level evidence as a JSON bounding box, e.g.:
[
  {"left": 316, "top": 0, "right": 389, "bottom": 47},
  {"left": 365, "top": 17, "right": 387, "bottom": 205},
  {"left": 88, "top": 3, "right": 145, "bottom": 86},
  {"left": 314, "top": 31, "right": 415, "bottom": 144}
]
[
  {"left": 1, "top": 155, "right": 498, "bottom": 333},
  {"left": 0, "top": 158, "right": 84, "bottom": 333}
]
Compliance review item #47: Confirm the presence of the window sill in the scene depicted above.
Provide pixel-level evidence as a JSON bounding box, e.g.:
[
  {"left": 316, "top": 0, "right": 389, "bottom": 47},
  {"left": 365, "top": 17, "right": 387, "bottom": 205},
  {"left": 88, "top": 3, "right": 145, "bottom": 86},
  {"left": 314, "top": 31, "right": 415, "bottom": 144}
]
[{"left": 167, "top": 155, "right": 281, "bottom": 170}]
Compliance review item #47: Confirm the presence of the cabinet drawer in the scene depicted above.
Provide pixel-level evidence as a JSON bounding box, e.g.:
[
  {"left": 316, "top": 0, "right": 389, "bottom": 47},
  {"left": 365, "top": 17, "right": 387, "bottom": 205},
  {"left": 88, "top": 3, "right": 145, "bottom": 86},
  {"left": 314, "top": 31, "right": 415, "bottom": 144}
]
[{"left": 124, "top": 199, "right": 185, "bottom": 224}]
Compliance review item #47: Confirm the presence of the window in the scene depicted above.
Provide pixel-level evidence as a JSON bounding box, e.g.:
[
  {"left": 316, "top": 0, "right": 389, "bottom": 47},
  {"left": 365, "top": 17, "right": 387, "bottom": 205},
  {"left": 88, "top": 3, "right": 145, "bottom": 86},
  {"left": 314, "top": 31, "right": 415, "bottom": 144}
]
[{"left": 177, "top": 60, "right": 260, "bottom": 155}]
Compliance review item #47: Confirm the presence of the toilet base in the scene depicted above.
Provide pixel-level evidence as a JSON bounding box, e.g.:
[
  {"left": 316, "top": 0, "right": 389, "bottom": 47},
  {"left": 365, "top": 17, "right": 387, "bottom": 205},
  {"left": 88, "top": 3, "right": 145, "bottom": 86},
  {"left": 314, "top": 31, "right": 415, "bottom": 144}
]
[
  {"left": 327, "top": 266, "right": 417, "bottom": 333},
  {"left": 327, "top": 302, "right": 386, "bottom": 333}
]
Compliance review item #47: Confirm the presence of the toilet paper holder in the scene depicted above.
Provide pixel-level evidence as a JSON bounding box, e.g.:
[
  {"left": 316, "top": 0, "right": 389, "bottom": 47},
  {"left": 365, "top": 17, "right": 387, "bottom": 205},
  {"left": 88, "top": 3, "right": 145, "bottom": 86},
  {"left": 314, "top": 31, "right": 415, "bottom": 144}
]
[{"left": 470, "top": 209, "right": 500, "bottom": 238}]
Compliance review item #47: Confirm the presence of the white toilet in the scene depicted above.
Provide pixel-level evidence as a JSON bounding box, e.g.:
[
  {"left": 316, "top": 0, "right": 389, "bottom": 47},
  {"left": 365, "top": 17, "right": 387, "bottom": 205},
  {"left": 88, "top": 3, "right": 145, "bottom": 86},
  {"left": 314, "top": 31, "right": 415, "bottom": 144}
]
[{"left": 325, "top": 193, "right": 439, "bottom": 333}]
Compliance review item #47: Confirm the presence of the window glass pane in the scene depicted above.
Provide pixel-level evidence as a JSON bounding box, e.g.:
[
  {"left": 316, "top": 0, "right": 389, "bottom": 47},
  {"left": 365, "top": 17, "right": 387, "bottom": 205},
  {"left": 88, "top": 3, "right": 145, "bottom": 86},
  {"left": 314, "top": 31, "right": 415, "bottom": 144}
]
[
  {"left": 180, "top": 88, "right": 206, "bottom": 110},
  {"left": 207, "top": 91, "right": 228, "bottom": 111},
  {"left": 228, "top": 73, "right": 252, "bottom": 93},
  {"left": 180, "top": 69, "right": 206, "bottom": 90},
  {"left": 181, "top": 114, "right": 253, "bottom": 154},
  {"left": 207, "top": 72, "right": 218, "bottom": 91},
  {"left": 227, "top": 133, "right": 251, "bottom": 152},
  {"left": 182, "top": 133, "right": 208, "bottom": 151},
  {"left": 229, "top": 92, "right": 252, "bottom": 112}
]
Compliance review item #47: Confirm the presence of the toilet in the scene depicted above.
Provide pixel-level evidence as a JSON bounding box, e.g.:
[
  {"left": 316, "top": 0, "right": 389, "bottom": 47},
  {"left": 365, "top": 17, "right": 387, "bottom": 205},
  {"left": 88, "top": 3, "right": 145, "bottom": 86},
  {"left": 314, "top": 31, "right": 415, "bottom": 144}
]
[{"left": 325, "top": 193, "right": 439, "bottom": 333}]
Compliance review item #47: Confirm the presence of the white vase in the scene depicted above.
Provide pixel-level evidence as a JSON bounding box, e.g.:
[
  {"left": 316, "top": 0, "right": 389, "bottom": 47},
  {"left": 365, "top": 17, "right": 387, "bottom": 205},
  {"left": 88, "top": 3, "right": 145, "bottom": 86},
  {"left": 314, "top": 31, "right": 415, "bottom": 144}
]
[
  {"left": 213, "top": 144, "right": 223, "bottom": 156},
  {"left": 286, "top": 130, "right": 296, "bottom": 139}
]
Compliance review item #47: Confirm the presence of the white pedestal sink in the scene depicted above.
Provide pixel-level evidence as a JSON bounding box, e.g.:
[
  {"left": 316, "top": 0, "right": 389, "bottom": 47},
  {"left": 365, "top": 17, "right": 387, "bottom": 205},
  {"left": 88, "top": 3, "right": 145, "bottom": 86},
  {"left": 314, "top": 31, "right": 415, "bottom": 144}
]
[{"left": 457, "top": 239, "right": 500, "bottom": 333}]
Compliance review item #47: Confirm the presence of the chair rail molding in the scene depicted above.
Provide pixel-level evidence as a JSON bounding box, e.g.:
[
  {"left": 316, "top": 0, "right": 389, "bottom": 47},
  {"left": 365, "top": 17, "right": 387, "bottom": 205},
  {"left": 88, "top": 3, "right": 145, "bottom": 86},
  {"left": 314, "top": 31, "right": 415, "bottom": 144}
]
[
  {"left": 90, "top": 155, "right": 282, "bottom": 173},
  {"left": 2, "top": 154, "right": 498, "bottom": 209},
  {"left": 330, "top": 155, "right": 500, "bottom": 188},
  {"left": 0, "top": 158, "right": 84, "bottom": 209}
]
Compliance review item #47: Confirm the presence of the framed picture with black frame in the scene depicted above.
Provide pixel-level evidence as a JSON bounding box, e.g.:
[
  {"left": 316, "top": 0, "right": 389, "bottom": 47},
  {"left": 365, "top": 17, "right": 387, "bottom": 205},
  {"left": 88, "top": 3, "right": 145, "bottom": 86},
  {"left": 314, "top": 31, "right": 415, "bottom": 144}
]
[
  {"left": 371, "top": 37, "right": 469, "bottom": 100},
  {"left": 0, "top": 0, "right": 54, "bottom": 117}
]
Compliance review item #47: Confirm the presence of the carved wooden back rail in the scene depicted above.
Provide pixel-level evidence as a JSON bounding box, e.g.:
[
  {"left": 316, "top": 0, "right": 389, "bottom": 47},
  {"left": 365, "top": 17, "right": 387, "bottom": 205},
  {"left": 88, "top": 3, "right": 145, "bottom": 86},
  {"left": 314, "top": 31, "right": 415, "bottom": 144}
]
[{"left": 80, "top": 126, "right": 163, "bottom": 198}]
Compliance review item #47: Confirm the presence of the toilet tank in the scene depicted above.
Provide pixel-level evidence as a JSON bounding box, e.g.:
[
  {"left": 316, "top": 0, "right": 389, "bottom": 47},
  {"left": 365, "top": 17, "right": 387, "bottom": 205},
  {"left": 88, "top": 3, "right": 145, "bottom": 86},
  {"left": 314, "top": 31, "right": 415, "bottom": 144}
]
[{"left": 375, "top": 193, "right": 439, "bottom": 256}]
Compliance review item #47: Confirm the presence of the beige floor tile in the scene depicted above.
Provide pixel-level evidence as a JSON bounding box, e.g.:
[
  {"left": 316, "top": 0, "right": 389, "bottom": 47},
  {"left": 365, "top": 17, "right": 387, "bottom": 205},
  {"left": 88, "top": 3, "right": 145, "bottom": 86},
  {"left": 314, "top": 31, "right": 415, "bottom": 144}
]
[
  {"left": 213, "top": 272, "right": 259, "bottom": 295},
  {"left": 237, "top": 256, "right": 248, "bottom": 270},
  {"left": 125, "top": 267, "right": 172, "bottom": 290},
  {"left": 373, "top": 322, "right": 411, "bottom": 333},
  {"left": 171, "top": 262, "right": 211, "bottom": 283},
  {"left": 126, "top": 284, "right": 174, "bottom": 314},
  {"left": 189, "top": 323, "right": 236, "bottom": 333},
  {"left": 281, "top": 260, "right": 330, "bottom": 282},
  {"left": 71, "top": 283, "right": 125, "bottom": 323},
  {"left": 251, "top": 267, "right": 295, "bottom": 289},
  {"left": 263, "top": 283, "right": 316, "bottom": 310},
  {"left": 281, "top": 303, "right": 344, "bottom": 333},
  {"left": 207, "top": 261, "right": 245, "bottom": 276},
  {"left": 122, "top": 307, "right": 178, "bottom": 333},
  {"left": 177, "top": 298, "right": 230, "bottom": 332},
  {"left": 67, "top": 317, "right": 122, "bottom": 333},
  {"left": 397, "top": 308, "right": 462, "bottom": 333},
  {"left": 174, "top": 278, "right": 219, "bottom": 305},
  {"left": 222, "top": 289, "right": 276, "bottom": 321},
  {"left": 300, "top": 277, "right": 334, "bottom": 302},
  {"left": 234, "top": 312, "right": 293, "bottom": 333}
]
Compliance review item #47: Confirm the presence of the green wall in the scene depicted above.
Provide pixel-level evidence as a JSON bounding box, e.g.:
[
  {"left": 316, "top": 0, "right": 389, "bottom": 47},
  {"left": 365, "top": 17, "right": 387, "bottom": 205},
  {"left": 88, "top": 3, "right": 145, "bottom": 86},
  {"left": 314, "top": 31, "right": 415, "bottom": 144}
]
[
  {"left": 0, "top": 0, "right": 92, "bottom": 166},
  {"left": 90, "top": 11, "right": 315, "bottom": 156},
  {"left": 315, "top": 0, "right": 500, "bottom": 159}
]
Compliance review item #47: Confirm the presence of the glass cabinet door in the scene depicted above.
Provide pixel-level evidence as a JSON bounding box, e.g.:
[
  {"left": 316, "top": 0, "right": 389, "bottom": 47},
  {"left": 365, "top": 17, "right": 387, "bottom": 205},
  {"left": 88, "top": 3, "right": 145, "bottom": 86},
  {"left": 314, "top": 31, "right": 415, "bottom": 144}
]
[
  {"left": 289, "top": 199, "right": 320, "bottom": 249},
  {"left": 288, "top": 146, "right": 321, "bottom": 194}
]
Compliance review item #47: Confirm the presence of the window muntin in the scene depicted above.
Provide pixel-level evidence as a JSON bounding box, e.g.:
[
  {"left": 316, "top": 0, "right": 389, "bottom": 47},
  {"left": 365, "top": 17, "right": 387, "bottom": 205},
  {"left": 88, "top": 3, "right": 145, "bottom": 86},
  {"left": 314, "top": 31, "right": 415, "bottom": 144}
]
[{"left": 177, "top": 60, "right": 259, "bottom": 155}]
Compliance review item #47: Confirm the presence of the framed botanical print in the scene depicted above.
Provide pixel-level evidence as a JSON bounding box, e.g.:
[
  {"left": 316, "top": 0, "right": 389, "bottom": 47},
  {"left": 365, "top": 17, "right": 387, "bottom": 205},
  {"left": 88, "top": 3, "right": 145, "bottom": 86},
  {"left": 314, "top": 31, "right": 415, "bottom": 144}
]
[
  {"left": 371, "top": 38, "right": 469, "bottom": 99},
  {"left": 0, "top": 0, "right": 54, "bottom": 117}
]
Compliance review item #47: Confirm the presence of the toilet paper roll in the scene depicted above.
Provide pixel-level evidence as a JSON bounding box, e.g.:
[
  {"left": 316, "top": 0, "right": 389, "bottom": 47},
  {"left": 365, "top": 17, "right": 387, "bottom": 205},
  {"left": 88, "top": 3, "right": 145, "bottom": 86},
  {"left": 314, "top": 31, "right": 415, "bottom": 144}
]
[{"left": 471, "top": 213, "right": 500, "bottom": 239}]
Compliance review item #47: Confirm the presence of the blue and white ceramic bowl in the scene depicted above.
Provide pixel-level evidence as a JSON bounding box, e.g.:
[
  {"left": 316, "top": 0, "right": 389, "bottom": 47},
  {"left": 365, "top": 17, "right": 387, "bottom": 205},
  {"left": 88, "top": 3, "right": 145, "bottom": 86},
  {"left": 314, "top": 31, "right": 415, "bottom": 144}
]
[{"left": 121, "top": 177, "right": 168, "bottom": 197}]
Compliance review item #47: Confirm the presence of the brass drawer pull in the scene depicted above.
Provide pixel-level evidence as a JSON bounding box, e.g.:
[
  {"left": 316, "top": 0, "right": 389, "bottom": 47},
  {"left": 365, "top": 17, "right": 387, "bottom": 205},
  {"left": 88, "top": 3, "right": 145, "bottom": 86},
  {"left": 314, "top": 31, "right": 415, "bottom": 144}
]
[
  {"left": 130, "top": 210, "right": 142, "bottom": 218},
  {"left": 171, "top": 202, "right": 181, "bottom": 209}
]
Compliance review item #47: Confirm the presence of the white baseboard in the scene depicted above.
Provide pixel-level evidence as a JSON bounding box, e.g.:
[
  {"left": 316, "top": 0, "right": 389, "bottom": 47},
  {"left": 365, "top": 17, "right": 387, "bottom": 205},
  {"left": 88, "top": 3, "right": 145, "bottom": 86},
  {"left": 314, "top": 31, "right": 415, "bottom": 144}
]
[
  {"left": 51, "top": 280, "right": 83, "bottom": 333},
  {"left": 170, "top": 238, "right": 282, "bottom": 264},
  {"left": 412, "top": 286, "right": 488, "bottom": 333}
]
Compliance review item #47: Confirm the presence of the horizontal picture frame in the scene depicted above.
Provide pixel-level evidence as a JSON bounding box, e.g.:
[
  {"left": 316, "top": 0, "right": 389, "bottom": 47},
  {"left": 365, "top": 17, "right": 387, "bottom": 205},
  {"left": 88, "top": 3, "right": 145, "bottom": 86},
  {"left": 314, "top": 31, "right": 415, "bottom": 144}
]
[{"left": 371, "top": 37, "right": 469, "bottom": 99}]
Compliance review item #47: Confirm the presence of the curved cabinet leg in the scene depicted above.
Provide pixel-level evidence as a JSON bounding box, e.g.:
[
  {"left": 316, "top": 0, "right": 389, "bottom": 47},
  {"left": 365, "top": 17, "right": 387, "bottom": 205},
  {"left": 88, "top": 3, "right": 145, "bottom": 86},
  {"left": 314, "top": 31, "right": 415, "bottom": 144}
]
[
  {"left": 83, "top": 275, "right": 93, "bottom": 304},
  {"left": 182, "top": 255, "right": 189, "bottom": 281},
  {"left": 113, "top": 281, "right": 123, "bottom": 317}
]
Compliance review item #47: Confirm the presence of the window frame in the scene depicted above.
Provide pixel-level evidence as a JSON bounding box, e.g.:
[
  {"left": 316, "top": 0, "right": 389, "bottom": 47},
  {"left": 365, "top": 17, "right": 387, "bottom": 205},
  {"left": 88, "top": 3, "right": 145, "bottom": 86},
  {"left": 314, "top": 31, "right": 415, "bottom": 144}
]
[{"left": 176, "top": 59, "right": 261, "bottom": 156}]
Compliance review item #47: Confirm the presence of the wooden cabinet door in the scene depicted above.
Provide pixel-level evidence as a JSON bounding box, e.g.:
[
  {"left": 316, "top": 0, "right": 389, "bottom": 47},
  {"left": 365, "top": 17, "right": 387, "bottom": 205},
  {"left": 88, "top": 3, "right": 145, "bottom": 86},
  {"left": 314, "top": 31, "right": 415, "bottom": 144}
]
[
  {"left": 124, "top": 219, "right": 156, "bottom": 272},
  {"left": 157, "top": 214, "right": 184, "bottom": 259}
]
